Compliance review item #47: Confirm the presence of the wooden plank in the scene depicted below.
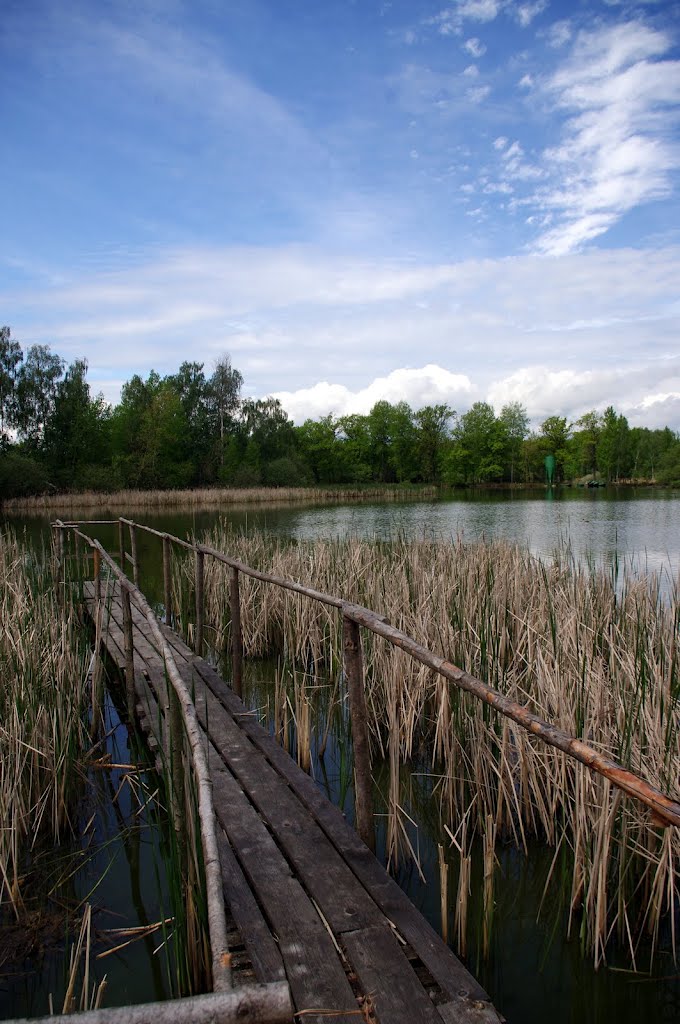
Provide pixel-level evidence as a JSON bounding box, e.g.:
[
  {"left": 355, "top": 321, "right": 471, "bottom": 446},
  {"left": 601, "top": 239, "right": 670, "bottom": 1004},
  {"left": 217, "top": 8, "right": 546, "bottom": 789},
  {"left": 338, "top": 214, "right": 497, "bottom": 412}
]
[
  {"left": 178, "top": 650, "right": 498, "bottom": 1014},
  {"left": 208, "top": 758, "right": 360, "bottom": 1023},
  {"left": 215, "top": 828, "right": 286, "bottom": 985},
  {"left": 342, "top": 923, "right": 441, "bottom": 1024},
  {"left": 167, "top": 651, "right": 456, "bottom": 1023}
]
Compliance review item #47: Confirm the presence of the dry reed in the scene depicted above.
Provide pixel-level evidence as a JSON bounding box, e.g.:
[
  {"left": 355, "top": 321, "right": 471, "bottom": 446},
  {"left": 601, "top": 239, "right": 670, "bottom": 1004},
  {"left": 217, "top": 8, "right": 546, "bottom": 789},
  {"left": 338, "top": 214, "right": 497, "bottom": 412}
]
[
  {"left": 0, "top": 528, "right": 92, "bottom": 918},
  {"left": 176, "top": 523, "right": 680, "bottom": 966},
  {"left": 2, "top": 484, "right": 436, "bottom": 514}
]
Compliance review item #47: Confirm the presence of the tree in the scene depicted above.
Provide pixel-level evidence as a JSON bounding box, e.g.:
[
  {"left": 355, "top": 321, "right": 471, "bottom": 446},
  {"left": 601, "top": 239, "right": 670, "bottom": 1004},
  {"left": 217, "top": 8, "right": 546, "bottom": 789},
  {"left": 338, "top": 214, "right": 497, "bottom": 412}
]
[
  {"left": 573, "top": 411, "right": 602, "bottom": 478},
  {"left": 209, "top": 355, "right": 243, "bottom": 466},
  {"left": 447, "top": 402, "right": 506, "bottom": 484},
  {"left": 539, "top": 416, "right": 572, "bottom": 481},
  {"left": 167, "top": 362, "right": 213, "bottom": 483},
  {"left": 597, "top": 407, "right": 630, "bottom": 482},
  {"left": 43, "top": 359, "right": 111, "bottom": 488},
  {"left": 498, "top": 402, "right": 529, "bottom": 483},
  {"left": 16, "top": 344, "right": 64, "bottom": 445},
  {"left": 0, "top": 326, "right": 23, "bottom": 436},
  {"left": 414, "top": 404, "right": 454, "bottom": 483}
]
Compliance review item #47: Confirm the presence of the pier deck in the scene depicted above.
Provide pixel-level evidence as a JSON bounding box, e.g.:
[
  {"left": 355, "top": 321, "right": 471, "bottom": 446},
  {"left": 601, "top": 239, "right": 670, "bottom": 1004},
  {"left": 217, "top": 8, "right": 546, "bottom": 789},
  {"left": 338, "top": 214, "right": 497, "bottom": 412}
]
[{"left": 84, "top": 583, "right": 501, "bottom": 1024}]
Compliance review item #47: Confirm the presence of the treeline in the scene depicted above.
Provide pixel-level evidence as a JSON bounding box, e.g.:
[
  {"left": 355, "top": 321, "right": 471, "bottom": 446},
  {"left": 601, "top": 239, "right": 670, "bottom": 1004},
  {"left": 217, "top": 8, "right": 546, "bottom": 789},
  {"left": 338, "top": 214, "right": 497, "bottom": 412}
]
[{"left": 1, "top": 327, "right": 679, "bottom": 498}]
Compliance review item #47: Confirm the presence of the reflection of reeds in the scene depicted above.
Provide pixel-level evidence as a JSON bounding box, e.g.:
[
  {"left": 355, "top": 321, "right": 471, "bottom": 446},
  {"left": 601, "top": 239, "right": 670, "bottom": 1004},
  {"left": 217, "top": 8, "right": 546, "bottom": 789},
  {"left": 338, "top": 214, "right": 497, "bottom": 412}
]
[
  {"left": 180, "top": 524, "right": 680, "bottom": 966},
  {"left": 0, "top": 529, "right": 91, "bottom": 918}
]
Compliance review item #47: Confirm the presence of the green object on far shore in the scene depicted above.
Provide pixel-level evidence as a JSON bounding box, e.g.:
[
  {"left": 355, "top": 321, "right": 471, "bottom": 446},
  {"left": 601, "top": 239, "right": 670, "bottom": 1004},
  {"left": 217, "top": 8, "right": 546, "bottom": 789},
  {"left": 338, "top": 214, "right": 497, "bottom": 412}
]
[{"left": 545, "top": 454, "right": 556, "bottom": 485}]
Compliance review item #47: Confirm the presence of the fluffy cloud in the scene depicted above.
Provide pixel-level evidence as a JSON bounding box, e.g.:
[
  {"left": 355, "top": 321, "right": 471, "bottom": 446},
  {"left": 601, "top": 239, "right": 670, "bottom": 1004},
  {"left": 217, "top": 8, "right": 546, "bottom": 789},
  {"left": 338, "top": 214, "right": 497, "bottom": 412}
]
[{"left": 272, "top": 366, "right": 473, "bottom": 422}]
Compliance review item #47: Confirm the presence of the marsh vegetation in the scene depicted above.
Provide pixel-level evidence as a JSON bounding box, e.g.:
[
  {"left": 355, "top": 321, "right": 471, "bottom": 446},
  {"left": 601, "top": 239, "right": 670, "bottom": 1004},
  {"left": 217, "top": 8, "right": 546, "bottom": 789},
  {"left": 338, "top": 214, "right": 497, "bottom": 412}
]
[{"left": 173, "top": 524, "right": 679, "bottom": 971}]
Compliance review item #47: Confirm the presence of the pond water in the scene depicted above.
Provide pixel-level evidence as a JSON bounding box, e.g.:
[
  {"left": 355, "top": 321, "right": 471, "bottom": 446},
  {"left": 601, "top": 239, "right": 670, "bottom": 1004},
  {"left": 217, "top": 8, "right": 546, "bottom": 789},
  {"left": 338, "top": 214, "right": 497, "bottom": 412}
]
[{"left": 3, "top": 485, "right": 680, "bottom": 1023}]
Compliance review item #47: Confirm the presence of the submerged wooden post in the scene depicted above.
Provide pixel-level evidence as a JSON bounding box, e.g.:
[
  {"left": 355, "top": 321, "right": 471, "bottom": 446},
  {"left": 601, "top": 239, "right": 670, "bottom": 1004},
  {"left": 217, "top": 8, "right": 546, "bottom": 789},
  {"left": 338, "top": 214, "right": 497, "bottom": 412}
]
[
  {"left": 129, "top": 521, "right": 139, "bottom": 588},
  {"left": 93, "top": 546, "right": 101, "bottom": 603},
  {"left": 230, "top": 567, "right": 243, "bottom": 698},
  {"left": 342, "top": 615, "right": 375, "bottom": 853},
  {"left": 121, "top": 585, "right": 135, "bottom": 719},
  {"left": 163, "top": 535, "right": 172, "bottom": 627},
  {"left": 118, "top": 518, "right": 125, "bottom": 572},
  {"left": 195, "top": 548, "right": 204, "bottom": 656}
]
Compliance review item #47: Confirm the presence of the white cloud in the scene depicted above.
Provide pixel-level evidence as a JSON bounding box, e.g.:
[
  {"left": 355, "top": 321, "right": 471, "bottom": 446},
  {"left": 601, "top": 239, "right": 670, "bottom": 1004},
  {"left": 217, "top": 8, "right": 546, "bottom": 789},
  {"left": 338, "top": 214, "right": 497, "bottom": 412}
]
[
  {"left": 272, "top": 366, "right": 473, "bottom": 422},
  {"left": 518, "top": 73, "right": 534, "bottom": 88},
  {"left": 457, "top": 0, "right": 500, "bottom": 22},
  {"left": 487, "top": 362, "right": 680, "bottom": 427},
  {"left": 462, "top": 63, "right": 479, "bottom": 77},
  {"left": 494, "top": 136, "right": 508, "bottom": 150},
  {"left": 532, "top": 22, "right": 680, "bottom": 254},
  {"left": 6, "top": 244, "right": 680, "bottom": 429},
  {"left": 546, "top": 19, "right": 572, "bottom": 48},
  {"left": 515, "top": 2, "right": 547, "bottom": 29},
  {"left": 467, "top": 85, "right": 491, "bottom": 103},
  {"left": 464, "top": 36, "right": 487, "bottom": 57}
]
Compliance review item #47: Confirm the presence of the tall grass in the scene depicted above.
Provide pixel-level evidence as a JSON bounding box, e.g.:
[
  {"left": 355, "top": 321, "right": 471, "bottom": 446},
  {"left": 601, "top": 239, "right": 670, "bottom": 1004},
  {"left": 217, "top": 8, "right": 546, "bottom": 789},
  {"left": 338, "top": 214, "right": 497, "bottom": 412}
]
[
  {"left": 176, "top": 523, "right": 680, "bottom": 967},
  {"left": 0, "top": 529, "right": 91, "bottom": 918},
  {"left": 2, "top": 484, "right": 437, "bottom": 514}
]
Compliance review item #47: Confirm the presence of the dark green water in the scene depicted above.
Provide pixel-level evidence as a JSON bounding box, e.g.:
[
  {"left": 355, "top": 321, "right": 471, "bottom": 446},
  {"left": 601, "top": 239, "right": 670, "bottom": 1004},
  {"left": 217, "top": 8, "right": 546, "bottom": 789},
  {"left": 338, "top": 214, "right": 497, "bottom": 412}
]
[{"left": 3, "top": 487, "right": 680, "bottom": 1022}]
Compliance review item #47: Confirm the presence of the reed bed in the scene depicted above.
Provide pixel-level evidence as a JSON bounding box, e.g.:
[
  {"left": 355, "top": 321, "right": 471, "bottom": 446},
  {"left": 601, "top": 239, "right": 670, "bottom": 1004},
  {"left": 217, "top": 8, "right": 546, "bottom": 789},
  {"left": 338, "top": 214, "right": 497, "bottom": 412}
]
[
  {"left": 176, "top": 523, "right": 680, "bottom": 967},
  {"left": 2, "top": 484, "right": 436, "bottom": 514},
  {"left": 0, "top": 529, "right": 91, "bottom": 919}
]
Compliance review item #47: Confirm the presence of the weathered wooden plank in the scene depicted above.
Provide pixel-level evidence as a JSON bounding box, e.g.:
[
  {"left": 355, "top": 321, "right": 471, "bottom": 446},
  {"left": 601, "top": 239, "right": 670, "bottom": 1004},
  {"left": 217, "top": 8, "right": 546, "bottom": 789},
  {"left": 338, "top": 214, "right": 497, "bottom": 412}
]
[
  {"left": 209, "top": 757, "right": 360, "bottom": 1024},
  {"left": 165, "top": 646, "right": 464, "bottom": 1024},
  {"left": 342, "top": 923, "right": 442, "bottom": 1024},
  {"left": 215, "top": 828, "right": 286, "bottom": 985},
  {"left": 182, "top": 653, "right": 497, "bottom": 1014}
]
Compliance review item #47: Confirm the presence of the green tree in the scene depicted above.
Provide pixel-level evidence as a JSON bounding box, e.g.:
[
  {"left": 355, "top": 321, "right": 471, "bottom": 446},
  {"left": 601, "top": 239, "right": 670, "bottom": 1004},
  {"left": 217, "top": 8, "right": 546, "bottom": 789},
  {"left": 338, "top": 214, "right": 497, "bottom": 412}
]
[
  {"left": 447, "top": 402, "right": 507, "bottom": 484},
  {"left": 337, "top": 414, "right": 372, "bottom": 482},
  {"left": 43, "top": 359, "right": 111, "bottom": 489},
  {"left": 414, "top": 404, "right": 453, "bottom": 483},
  {"left": 0, "top": 326, "right": 23, "bottom": 437},
  {"left": 209, "top": 355, "right": 243, "bottom": 467},
  {"left": 16, "top": 344, "right": 64, "bottom": 446},
  {"left": 498, "top": 402, "right": 529, "bottom": 483},
  {"left": 539, "top": 416, "right": 572, "bottom": 481},
  {"left": 572, "top": 411, "right": 602, "bottom": 477},
  {"left": 296, "top": 416, "right": 343, "bottom": 483},
  {"left": 597, "top": 407, "right": 631, "bottom": 482}
]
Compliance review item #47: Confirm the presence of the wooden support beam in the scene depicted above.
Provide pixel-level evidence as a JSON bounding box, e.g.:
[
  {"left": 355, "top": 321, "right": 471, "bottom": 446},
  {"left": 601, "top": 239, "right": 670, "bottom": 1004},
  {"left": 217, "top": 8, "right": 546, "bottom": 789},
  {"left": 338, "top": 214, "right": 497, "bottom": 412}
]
[
  {"left": 230, "top": 566, "right": 243, "bottom": 699},
  {"left": 342, "top": 616, "right": 375, "bottom": 853},
  {"left": 128, "top": 521, "right": 139, "bottom": 588},
  {"left": 195, "top": 548, "right": 205, "bottom": 657},
  {"left": 163, "top": 534, "right": 172, "bottom": 627},
  {"left": 121, "top": 585, "right": 135, "bottom": 721}
]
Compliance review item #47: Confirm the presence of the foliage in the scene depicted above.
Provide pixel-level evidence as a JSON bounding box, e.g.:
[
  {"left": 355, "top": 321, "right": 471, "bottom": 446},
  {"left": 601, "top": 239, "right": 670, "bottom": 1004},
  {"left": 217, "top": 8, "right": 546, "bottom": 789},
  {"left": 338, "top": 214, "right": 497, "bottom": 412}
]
[{"left": 0, "top": 324, "right": 678, "bottom": 498}]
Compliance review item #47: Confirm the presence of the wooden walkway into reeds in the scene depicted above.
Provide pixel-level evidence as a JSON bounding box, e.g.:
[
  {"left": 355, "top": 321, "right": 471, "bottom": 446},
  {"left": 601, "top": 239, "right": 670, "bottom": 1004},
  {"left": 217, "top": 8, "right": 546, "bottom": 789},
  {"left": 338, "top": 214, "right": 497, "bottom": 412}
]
[{"left": 82, "top": 581, "right": 502, "bottom": 1024}]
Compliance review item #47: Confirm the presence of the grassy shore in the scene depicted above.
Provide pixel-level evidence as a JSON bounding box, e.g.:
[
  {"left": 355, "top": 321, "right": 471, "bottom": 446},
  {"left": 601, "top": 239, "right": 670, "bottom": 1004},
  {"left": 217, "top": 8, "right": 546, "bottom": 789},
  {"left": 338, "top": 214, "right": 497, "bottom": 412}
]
[
  {"left": 175, "top": 525, "right": 679, "bottom": 967},
  {"left": 1, "top": 483, "right": 439, "bottom": 514}
]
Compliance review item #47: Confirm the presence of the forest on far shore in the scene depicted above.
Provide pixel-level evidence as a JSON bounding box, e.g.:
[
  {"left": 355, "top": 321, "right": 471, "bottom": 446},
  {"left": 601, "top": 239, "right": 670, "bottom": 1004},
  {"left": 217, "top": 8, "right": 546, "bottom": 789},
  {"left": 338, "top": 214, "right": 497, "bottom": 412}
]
[{"left": 1, "top": 327, "right": 679, "bottom": 498}]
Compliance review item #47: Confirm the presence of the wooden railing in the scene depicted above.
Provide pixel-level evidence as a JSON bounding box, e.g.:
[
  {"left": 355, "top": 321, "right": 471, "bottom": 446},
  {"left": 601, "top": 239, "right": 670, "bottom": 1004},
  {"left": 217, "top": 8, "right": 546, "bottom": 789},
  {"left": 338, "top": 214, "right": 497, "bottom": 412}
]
[{"left": 54, "top": 517, "right": 680, "bottom": 860}]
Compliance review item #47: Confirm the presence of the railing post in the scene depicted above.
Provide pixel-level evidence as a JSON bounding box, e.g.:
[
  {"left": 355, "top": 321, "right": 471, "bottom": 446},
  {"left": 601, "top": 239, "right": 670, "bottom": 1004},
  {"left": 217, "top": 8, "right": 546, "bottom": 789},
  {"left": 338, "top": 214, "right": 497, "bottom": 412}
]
[
  {"left": 118, "top": 518, "right": 125, "bottom": 572},
  {"left": 342, "top": 614, "right": 375, "bottom": 853},
  {"left": 128, "top": 521, "right": 139, "bottom": 588},
  {"left": 195, "top": 548, "right": 204, "bottom": 656},
  {"left": 168, "top": 674, "right": 186, "bottom": 840},
  {"left": 93, "top": 546, "right": 101, "bottom": 603},
  {"left": 163, "top": 535, "right": 172, "bottom": 627},
  {"left": 230, "top": 566, "right": 243, "bottom": 699},
  {"left": 121, "top": 584, "right": 136, "bottom": 720}
]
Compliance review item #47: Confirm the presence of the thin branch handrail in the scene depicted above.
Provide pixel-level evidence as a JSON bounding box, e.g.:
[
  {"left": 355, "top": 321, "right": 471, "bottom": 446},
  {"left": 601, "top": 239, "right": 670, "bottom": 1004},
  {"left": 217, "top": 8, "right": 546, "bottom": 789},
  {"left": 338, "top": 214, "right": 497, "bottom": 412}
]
[{"left": 55, "top": 521, "right": 232, "bottom": 992}]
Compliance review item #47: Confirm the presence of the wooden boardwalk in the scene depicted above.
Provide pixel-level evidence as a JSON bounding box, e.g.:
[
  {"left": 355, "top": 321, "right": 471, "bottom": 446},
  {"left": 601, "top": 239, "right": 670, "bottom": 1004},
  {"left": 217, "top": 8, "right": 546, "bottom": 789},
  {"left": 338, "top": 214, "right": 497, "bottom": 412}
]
[{"left": 84, "top": 583, "right": 502, "bottom": 1024}]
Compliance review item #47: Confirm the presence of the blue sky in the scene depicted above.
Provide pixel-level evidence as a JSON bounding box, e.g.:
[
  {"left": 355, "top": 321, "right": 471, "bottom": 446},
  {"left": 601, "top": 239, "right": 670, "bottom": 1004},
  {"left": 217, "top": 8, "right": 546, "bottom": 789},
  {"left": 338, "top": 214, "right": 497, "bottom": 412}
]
[{"left": 2, "top": 0, "right": 680, "bottom": 428}]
